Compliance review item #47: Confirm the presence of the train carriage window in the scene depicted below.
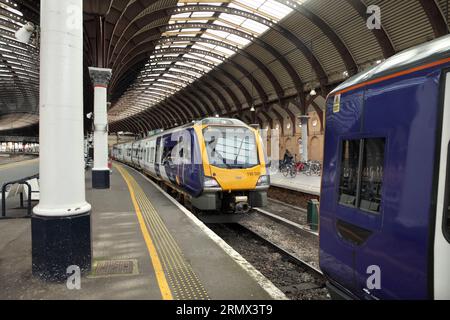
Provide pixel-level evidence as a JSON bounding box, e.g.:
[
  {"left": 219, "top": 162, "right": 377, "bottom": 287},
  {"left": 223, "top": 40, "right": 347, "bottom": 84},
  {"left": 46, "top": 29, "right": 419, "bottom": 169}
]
[
  {"left": 359, "top": 139, "right": 385, "bottom": 213},
  {"left": 339, "top": 140, "right": 361, "bottom": 207},
  {"left": 338, "top": 138, "right": 386, "bottom": 214}
]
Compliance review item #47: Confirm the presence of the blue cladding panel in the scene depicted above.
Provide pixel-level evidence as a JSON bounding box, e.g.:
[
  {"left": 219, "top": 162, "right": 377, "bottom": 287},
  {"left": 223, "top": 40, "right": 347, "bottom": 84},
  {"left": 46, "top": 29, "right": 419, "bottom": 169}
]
[
  {"left": 182, "top": 128, "right": 204, "bottom": 197},
  {"left": 320, "top": 66, "right": 445, "bottom": 300},
  {"left": 160, "top": 129, "right": 204, "bottom": 197}
]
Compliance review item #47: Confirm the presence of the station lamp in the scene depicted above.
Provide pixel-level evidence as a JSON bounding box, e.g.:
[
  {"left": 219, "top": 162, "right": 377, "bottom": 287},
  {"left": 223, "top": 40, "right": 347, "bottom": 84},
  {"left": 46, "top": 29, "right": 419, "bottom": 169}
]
[{"left": 15, "top": 22, "right": 35, "bottom": 44}]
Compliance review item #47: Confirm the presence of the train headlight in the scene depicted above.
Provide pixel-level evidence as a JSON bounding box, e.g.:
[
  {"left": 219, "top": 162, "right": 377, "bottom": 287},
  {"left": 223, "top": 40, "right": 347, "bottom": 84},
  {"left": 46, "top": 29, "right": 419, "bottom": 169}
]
[
  {"left": 257, "top": 175, "right": 270, "bottom": 186},
  {"left": 204, "top": 176, "right": 220, "bottom": 188}
]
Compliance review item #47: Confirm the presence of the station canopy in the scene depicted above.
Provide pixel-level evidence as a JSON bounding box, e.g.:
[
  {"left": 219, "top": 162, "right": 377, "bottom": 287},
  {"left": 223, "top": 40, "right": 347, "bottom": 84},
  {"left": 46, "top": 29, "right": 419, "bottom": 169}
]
[{"left": 108, "top": 0, "right": 294, "bottom": 122}]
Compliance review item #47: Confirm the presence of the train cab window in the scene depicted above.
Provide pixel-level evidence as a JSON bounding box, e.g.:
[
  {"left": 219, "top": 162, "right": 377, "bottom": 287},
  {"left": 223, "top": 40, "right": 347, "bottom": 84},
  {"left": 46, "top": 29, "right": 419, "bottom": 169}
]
[
  {"left": 339, "top": 140, "right": 360, "bottom": 207},
  {"left": 359, "top": 138, "right": 385, "bottom": 213},
  {"left": 203, "top": 126, "right": 259, "bottom": 169}
]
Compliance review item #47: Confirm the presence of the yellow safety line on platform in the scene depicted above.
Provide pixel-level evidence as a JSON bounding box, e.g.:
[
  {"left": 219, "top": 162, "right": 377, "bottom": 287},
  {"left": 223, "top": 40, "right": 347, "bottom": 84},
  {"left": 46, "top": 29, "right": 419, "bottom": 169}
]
[
  {"left": 115, "top": 164, "right": 173, "bottom": 300},
  {"left": 115, "top": 163, "right": 209, "bottom": 300}
]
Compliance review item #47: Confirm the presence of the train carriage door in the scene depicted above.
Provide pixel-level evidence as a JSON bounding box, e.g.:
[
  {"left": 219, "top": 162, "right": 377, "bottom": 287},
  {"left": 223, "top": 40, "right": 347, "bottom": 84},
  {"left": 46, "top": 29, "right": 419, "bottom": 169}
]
[
  {"left": 320, "top": 90, "right": 365, "bottom": 297},
  {"left": 161, "top": 134, "right": 178, "bottom": 183},
  {"left": 434, "top": 71, "right": 450, "bottom": 300},
  {"left": 353, "top": 69, "right": 442, "bottom": 300},
  {"left": 155, "top": 137, "right": 162, "bottom": 178},
  {"left": 177, "top": 130, "right": 193, "bottom": 188},
  {"left": 174, "top": 132, "right": 187, "bottom": 186}
]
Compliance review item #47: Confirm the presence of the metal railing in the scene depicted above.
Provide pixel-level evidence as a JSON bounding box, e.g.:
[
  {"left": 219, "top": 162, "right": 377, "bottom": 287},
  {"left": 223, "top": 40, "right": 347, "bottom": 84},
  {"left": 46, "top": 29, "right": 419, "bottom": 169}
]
[{"left": 1, "top": 174, "right": 39, "bottom": 218}]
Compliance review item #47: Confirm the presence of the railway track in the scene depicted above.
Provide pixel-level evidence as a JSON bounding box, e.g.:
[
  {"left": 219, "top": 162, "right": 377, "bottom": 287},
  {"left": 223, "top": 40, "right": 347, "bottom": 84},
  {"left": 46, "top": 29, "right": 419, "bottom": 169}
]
[
  {"left": 134, "top": 165, "right": 327, "bottom": 299},
  {"left": 252, "top": 207, "right": 319, "bottom": 238},
  {"left": 208, "top": 223, "right": 328, "bottom": 300},
  {"left": 236, "top": 222, "right": 322, "bottom": 278}
]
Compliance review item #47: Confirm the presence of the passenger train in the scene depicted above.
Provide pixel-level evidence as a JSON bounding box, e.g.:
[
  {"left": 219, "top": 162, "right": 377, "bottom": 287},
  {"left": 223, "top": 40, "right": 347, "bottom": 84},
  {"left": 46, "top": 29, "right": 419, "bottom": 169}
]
[
  {"left": 112, "top": 118, "right": 269, "bottom": 221},
  {"left": 320, "top": 34, "right": 450, "bottom": 300}
]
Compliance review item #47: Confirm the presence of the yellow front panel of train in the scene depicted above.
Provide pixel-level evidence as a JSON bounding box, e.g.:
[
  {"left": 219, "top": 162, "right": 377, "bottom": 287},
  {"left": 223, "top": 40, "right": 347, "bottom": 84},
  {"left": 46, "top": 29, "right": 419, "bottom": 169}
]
[
  {"left": 209, "top": 166, "right": 264, "bottom": 191},
  {"left": 194, "top": 123, "right": 267, "bottom": 191}
]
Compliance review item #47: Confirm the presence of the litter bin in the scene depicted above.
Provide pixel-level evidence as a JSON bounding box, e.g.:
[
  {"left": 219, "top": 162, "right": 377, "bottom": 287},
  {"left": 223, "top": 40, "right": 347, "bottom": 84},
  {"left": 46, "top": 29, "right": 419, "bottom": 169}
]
[{"left": 307, "top": 199, "right": 319, "bottom": 232}]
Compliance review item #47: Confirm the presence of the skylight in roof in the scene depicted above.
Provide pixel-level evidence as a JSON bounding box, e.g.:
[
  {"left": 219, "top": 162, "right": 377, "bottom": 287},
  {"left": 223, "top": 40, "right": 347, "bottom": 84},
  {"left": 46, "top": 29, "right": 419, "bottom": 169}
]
[
  {"left": 109, "top": 0, "right": 294, "bottom": 122},
  {"left": 0, "top": 0, "right": 39, "bottom": 124}
]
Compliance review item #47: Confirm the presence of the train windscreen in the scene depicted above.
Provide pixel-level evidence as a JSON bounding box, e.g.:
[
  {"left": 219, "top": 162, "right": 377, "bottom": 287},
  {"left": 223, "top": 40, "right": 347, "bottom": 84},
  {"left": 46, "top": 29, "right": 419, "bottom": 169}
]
[{"left": 203, "top": 126, "right": 259, "bottom": 169}]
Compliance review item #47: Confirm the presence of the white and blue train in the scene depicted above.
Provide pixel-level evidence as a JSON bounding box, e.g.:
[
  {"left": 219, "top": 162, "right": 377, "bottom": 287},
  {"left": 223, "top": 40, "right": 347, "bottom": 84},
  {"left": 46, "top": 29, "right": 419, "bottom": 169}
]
[{"left": 112, "top": 118, "right": 270, "bottom": 221}]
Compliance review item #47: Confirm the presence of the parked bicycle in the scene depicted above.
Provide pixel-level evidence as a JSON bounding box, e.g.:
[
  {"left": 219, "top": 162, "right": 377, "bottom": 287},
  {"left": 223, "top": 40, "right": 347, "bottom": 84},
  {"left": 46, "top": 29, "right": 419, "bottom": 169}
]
[
  {"left": 303, "top": 160, "right": 322, "bottom": 176},
  {"left": 282, "top": 162, "right": 297, "bottom": 178}
]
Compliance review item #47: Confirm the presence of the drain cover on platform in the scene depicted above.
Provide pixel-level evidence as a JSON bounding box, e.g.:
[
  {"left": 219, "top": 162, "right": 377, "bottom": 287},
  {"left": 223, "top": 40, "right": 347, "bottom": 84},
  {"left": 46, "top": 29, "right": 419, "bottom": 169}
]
[{"left": 89, "top": 259, "right": 138, "bottom": 278}]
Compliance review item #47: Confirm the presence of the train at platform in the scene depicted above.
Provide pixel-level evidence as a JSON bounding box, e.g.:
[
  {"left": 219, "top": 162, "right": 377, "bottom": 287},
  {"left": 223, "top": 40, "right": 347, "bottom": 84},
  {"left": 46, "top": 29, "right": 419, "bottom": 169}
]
[
  {"left": 112, "top": 118, "right": 269, "bottom": 221},
  {"left": 320, "top": 34, "right": 450, "bottom": 300}
]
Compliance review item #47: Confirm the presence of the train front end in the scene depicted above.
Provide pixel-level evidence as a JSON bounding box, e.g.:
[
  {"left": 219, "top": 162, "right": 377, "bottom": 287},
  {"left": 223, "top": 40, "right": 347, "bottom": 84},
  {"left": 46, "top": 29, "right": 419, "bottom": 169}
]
[{"left": 193, "top": 118, "right": 269, "bottom": 214}]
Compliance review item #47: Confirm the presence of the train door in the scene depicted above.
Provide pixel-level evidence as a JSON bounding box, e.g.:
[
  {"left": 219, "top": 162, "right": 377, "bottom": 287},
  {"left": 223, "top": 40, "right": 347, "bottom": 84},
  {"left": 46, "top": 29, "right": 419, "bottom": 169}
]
[
  {"left": 155, "top": 137, "right": 162, "bottom": 178},
  {"left": 161, "top": 134, "right": 177, "bottom": 184},
  {"left": 173, "top": 131, "right": 188, "bottom": 187},
  {"left": 182, "top": 129, "right": 202, "bottom": 196},
  {"left": 434, "top": 71, "right": 450, "bottom": 300},
  {"left": 320, "top": 90, "right": 366, "bottom": 296},
  {"left": 336, "top": 137, "right": 385, "bottom": 300},
  {"left": 351, "top": 69, "right": 442, "bottom": 300}
]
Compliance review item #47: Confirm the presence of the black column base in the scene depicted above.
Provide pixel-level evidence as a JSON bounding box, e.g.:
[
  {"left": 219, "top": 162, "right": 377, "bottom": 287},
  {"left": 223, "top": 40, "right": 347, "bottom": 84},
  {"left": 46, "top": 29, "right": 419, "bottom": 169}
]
[
  {"left": 92, "top": 169, "right": 110, "bottom": 189},
  {"left": 31, "top": 213, "right": 91, "bottom": 282}
]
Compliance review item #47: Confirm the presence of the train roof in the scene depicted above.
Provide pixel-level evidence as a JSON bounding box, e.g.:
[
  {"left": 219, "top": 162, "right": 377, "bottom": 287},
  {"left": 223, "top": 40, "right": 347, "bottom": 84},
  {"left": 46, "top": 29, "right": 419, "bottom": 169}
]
[
  {"left": 331, "top": 34, "right": 450, "bottom": 96},
  {"left": 196, "top": 118, "right": 247, "bottom": 126}
]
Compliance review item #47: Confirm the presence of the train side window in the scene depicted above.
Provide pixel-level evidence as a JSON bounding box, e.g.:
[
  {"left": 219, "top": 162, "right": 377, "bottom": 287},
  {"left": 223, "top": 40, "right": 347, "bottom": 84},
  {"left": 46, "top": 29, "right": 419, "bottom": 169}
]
[
  {"left": 339, "top": 140, "right": 361, "bottom": 207},
  {"left": 359, "top": 138, "right": 385, "bottom": 213}
]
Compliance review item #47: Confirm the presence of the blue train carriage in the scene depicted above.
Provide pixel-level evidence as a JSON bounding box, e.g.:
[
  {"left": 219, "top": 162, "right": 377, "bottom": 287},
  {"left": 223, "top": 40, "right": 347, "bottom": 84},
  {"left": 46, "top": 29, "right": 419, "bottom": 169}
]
[
  {"left": 112, "top": 118, "right": 270, "bottom": 221},
  {"left": 320, "top": 34, "right": 450, "bottom": 300}
]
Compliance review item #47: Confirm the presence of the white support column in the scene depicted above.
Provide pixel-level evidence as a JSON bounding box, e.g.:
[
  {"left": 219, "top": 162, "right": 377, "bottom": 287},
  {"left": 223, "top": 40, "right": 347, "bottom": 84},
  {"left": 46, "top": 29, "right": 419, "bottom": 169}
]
[
  {"left": 32, "top": 0, "right": 91, "bottom": 281},
  {"left": 89, "top": 67, "right": 112, "bottom": 189}
]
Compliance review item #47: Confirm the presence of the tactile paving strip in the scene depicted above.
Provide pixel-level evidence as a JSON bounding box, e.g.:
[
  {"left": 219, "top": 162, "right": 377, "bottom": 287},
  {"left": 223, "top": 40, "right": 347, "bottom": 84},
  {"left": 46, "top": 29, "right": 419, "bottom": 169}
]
[{"left": 118, "top": 165, "right": 209, "bottom": 300}]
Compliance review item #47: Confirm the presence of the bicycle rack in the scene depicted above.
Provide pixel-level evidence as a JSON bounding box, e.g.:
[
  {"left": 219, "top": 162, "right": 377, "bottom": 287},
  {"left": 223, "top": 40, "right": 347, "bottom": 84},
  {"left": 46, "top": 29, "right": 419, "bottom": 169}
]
[{"left": 1, "top": 174, "right": 39, "bottom": 218}]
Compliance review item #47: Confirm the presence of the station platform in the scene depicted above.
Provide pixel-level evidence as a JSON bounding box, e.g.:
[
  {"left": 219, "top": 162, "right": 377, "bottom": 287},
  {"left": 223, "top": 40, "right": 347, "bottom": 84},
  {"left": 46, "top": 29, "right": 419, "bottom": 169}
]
[
  {"left": 0, "top": 157, "right": 38, "bottom": 187},
  {"left": 270, "top": 172, "right": 321, "bottom": 196},
  {"left": 0, "top": 161, "right": 285, "bottom": 300}
]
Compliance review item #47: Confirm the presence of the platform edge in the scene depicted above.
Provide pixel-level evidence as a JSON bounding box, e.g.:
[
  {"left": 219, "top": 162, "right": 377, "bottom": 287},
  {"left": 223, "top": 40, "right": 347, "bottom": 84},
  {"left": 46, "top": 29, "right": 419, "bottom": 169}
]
[{"left": 127, "top": 165, "right": 288, "bottom": 301}]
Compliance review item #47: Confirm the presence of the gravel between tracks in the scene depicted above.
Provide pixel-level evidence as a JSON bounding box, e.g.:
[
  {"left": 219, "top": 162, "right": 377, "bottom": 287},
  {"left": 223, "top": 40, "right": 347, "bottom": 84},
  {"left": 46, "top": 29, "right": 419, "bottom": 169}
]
[
  {"left": 208, "top": 224, "right": 329, "bottom": 300},
  {"left": 265, "top": 200, "right": 308, "bottom": 227},
  {"left": 241, "top": 213, "right": 320, "bottom": 269}
]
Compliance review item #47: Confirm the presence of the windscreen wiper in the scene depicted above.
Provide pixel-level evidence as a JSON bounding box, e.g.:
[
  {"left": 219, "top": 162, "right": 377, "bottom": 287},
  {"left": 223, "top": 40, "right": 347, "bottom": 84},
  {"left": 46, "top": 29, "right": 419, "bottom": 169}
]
[
  {"left": 234, "top": 138, "right": 245, "bottom": 164},
  {"left": 213, "top": 149, "right": 232, "bottom": 169}
]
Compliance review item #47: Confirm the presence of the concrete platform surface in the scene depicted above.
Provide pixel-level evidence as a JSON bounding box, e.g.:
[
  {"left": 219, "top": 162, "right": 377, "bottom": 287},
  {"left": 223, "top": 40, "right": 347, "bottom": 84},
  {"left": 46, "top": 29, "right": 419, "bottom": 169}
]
[
  {"left": 0, "top": 162, "right": 285, "bottom": 300},
  {"left": 0, "top": 158, "right": 39, "bottom": 187},
  {"left": 270, "top": 172, "right": 321, "bottom": 196}
]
